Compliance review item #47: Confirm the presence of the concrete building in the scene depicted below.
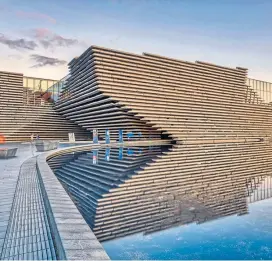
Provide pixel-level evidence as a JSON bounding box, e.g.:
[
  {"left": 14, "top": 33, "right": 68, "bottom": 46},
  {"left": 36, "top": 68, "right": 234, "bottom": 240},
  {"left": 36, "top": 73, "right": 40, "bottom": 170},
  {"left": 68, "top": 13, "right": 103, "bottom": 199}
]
[
  {"left": 53, "top": 46, "right": 272, "bottom": 143},
  {"left": 0, "top": 70, "right": 90, "bottom": 141},
  {"left": 46, "top": 46, "right": 272, "bottom": 241},
  {"left": 1, "top": 46, "right": 272, "bottom": 258},
  {"left": 3, "top": 46, "right": 272, "bottom": 144}
]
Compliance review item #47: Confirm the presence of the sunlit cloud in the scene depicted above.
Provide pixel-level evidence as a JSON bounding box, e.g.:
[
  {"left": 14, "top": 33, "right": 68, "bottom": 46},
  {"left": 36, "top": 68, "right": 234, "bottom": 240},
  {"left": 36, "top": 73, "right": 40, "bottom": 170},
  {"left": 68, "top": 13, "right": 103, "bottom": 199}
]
[{"left": 30, "top": 28, "right": 78, "bottom": 49}]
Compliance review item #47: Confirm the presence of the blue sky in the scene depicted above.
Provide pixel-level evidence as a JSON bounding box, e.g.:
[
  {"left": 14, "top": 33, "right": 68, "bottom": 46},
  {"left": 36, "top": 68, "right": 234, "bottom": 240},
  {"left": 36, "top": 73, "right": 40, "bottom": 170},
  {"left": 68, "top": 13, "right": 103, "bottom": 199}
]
[{"left": 0, "top": 0, "right": 272, "bottom": 81}]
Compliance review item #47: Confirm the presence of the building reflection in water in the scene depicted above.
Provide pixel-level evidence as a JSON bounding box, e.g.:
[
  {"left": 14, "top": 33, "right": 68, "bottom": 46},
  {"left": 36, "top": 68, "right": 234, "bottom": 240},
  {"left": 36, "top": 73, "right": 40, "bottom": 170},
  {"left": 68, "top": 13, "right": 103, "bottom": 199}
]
[{"left": 48, "top": 145, "right": 272, "bottom": 243}]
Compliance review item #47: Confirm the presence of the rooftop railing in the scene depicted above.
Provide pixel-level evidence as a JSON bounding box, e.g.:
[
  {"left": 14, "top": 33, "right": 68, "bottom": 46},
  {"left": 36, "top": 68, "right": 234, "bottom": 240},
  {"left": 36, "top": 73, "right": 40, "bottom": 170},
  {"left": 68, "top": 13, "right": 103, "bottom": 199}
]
[{"left": 246, "top": 78, "right": 272, "bottom": 105}]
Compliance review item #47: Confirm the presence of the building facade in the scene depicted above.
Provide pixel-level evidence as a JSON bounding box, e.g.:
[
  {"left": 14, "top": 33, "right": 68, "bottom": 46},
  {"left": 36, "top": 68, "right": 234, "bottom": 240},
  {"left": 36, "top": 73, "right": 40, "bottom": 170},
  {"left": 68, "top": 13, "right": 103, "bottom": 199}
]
[
  {"left": 51, "top": 46, "right": 272, "bottom": 240},
  {"left": 0, "top": 70, "right": 90, "bottom": 141}
]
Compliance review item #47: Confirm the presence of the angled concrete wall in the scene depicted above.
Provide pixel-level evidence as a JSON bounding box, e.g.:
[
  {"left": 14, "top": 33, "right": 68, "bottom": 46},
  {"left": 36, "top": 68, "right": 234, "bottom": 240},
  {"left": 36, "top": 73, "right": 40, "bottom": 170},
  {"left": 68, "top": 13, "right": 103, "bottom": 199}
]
[
  {"left": 55, "top": 46, "right": 272, "bottom": 144},
  {"left": 54, "top": 49, "right": 163, "bottom": 141}
]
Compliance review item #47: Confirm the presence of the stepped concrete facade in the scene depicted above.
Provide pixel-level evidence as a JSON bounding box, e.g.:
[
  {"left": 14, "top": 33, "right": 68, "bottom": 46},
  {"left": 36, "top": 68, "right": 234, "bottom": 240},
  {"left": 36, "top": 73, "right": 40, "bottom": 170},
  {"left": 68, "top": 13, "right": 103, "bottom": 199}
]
[
  {"left": 46, "top": 46, "right": 272, "bottom": 242},
  {"left": 54, "top": 46, "right": 272, "bottom": 144},
  {"left": 0, "top": 70, "right": 91, "bottom": 142},
  {"left": 1, "top": 46, "right": 272, "bottom": 258},
  {"left": 0, "top": 71, "right": 24, "bottom": 105},
  {"left": 2, "top": 46, "right": 272, "bottom": 144}
]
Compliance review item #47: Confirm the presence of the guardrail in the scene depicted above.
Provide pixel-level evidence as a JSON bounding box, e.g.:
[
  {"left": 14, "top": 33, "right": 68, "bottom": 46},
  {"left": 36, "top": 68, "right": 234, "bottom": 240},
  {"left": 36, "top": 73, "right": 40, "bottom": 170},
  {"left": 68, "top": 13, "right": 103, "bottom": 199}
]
[{"left": 247, "top": 78, "right": 272, "bottom": 105}]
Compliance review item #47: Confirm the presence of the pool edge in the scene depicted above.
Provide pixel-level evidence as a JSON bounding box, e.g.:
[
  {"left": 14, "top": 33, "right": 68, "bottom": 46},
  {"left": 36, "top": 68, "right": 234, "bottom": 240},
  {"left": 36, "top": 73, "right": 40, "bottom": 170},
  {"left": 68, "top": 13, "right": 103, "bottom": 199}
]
[{"left": 37, "top": 140, "right": 171, "bottom": 260}]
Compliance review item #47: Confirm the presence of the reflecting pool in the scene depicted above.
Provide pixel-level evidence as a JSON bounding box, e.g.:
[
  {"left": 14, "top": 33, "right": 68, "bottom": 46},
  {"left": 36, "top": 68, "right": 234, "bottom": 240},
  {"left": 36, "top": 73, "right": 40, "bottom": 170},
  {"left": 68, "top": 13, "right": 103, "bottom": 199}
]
[
  {"left": 103, "top": 197, "right": 272, "bottom": 260},
  {"left": 48, "top": 145, "right": 272, "bottom": 260}
]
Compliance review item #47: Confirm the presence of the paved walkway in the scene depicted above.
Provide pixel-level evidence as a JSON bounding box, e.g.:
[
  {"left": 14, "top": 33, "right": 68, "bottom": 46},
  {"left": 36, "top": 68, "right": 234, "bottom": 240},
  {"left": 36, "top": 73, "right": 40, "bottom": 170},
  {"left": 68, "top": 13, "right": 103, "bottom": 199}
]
[
  {"left": 0, "top": 143, "right": 41, "bottom": 258},
  {"left": 1, "top": 157, "right": 56, "bottom": 260},
  {"left": 0, "top": 140, "right": 169, "bottom": 260},
  {"left": 0, "top": 142, "right": 112, "bottom": 260}
]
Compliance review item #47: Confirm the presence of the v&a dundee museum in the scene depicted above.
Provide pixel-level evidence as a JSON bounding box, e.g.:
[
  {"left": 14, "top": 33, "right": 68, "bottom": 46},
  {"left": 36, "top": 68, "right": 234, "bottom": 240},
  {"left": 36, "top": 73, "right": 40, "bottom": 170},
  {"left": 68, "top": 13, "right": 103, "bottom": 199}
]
[{"left": 1, "top": 46, "right": 272, "bottom": 260}]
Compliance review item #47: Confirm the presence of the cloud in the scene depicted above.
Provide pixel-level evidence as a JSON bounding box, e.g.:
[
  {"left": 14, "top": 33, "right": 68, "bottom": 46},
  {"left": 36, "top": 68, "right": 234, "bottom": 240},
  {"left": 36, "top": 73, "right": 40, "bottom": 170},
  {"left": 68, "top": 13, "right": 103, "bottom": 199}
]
[
  {"left": 16, "top": 10, "right": 56, "bottom": 24},
  {"left": 30, "top": 28, "right": 78, "bottom": 49},
  {"left": 0, "top": 29, "right": 79, "bottom": 52},
  {"left": 30, "top": 54, "right": 66, "bottom": 68},
  {"left": 0, "top": 33, "right": 38, "bottom": 50}
]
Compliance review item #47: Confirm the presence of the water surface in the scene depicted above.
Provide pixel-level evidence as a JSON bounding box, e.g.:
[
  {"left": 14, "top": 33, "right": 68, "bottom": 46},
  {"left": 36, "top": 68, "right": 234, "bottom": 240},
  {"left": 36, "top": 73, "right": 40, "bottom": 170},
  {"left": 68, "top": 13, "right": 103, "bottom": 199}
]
[{"left": 49, "top": 145, "right": 272, "bottom": 260}]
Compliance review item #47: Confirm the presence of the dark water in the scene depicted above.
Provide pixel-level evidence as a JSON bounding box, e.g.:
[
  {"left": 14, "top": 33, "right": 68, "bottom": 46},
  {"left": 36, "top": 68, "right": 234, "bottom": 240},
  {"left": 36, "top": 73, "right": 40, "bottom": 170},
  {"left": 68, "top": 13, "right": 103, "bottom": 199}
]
[{"left": 49, "top": 145, "right": 272, "bottom": 260}]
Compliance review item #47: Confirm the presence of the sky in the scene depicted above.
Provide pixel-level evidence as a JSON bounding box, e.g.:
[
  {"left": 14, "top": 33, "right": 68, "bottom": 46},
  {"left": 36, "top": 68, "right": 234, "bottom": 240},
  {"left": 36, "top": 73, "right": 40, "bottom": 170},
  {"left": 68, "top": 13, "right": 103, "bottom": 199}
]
[{"left": 0, "top": 0, "right": 272, "bottom": 81}]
